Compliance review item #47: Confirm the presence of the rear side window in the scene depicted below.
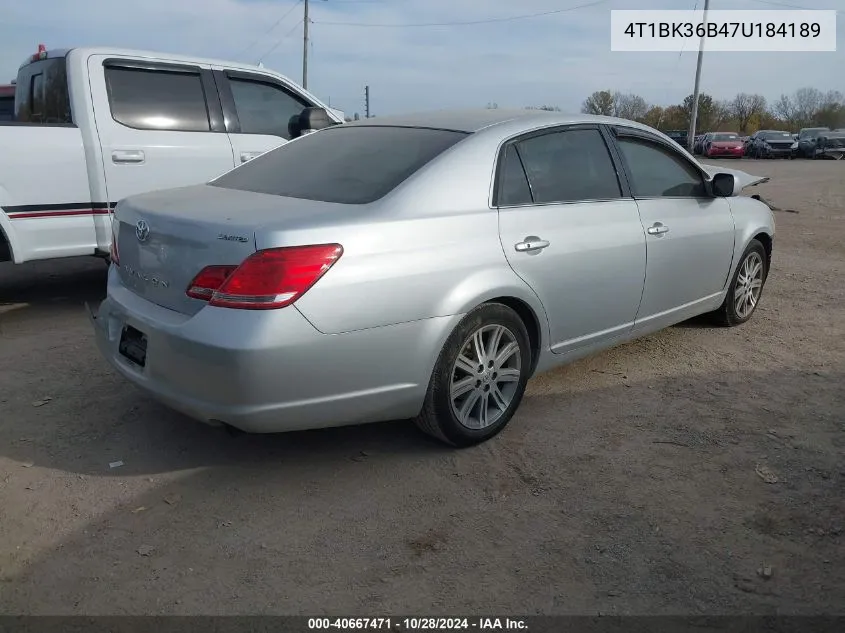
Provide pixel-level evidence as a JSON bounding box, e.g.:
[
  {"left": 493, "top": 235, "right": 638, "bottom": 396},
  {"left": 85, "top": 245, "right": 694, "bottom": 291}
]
[
  {"left": 0, "top": 96, "right": 12, "bottom": 121},
  {"left": 515, "top": 128, "right": 621, "bottom": 203},
  {"left": 14, "top": 58, "right": 72, "bottom": 124},
  {"left": 212, "top": 126, "right": 468, "bottom": 204},
  {"left": 497, "top": 145, "right": 533, "bottom": 206},
  {"left": 228, "top": 77, "right": 309, "bottom": 139},
  {"left": 617, "top": 136, "right": 705, "bottom": 198},
  {"left": 104, "top": 66, "right": 211, "bottom": 132}
]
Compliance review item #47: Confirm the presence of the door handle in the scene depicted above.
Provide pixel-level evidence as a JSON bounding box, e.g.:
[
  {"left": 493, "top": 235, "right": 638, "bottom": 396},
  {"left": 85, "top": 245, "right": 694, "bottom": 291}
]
[
  {"left": 647, "top": 223, "right": 669, "bottom": 236},
  {"left": 112, "top": 149, "right": 145, "bottom": 164},
  {"left": 514, "top": 238, "right": 550, "bottom": 253},
  {"left": 240, "top": 151, "right": 264, "bottom": 163}
]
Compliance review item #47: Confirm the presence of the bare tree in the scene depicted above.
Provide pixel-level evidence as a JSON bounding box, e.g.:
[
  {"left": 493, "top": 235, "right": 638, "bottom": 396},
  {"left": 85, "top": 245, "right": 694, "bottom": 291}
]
[
  {"left": 526, "top": 105, "right": 562, "bottom": 111},
  {"left": 614, "top": 93, "right": 649, "bottom": 121},
  {"left": 772, "top": 94, "right": 798, "bottom": 127},
  {"left": 730, "top": 93, "right": 767, "bottom": 133},
  {"left": 710, "top": 100, "right": 733, "bottom": 130},
  {"left": 581, "top": 90, "right": 615, "bottom": 116},
  {"left": 793, "top": 87, "right": 824, "bottom": 126}
]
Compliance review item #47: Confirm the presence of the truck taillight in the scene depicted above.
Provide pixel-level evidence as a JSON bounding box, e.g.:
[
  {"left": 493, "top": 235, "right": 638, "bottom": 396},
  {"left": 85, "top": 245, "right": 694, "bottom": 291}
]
[
  {"left": 186, "top": 244, "right": 343, "bottom": 310},
  {"left": 110, "top": 223, "right": 120, "bottom": 266}
]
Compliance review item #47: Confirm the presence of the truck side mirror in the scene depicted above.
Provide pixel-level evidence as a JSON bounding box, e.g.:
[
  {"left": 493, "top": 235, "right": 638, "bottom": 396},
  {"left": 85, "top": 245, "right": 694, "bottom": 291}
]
[{"left": 288, "top": 107, "right": 337, "bottom": 139}]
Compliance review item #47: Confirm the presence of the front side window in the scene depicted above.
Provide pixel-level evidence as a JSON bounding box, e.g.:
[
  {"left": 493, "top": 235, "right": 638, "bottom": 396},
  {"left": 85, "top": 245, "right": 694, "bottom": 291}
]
[
  {"left": 228, "top": 77, "right": 309, "bottom": 139},
  {"left": 212, "top": 125, "right": 468, "bottom": 204},
  {"left": 514, "top": 128, "right": 621, "bottom": 204},
  {"left": 617, "top": 136, "right": 705, "bottom": 198},
  {"left": 14, "top": 57, "right": 72, "bottom": 124},
  {"left": 105, "top": 65, "right": 211, "bottom": 132}
]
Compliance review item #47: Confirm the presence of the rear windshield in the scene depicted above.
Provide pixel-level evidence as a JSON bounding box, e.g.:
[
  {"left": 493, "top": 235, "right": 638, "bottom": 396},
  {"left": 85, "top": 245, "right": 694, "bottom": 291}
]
[
  {"left": 712, "top": 133, "right": 739, "bottom": 141},
  {"left": 212, "top": 125, "right": 469, "bottom": 204},
  {"left": 761, "top": 131, "right": 792, "bottom": 139}
]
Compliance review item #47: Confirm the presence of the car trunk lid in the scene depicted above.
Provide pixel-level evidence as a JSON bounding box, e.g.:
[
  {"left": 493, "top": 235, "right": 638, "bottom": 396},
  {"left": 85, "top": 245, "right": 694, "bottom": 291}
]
[{"left": 113, "top": 184, "right": 358, "bottom": 316}]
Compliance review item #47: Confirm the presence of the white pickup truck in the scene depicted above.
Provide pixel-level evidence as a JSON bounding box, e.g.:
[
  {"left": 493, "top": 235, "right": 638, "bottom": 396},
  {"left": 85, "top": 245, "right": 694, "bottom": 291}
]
[{"left": 0, "top": 46, "right": 343, "bottom": 264}]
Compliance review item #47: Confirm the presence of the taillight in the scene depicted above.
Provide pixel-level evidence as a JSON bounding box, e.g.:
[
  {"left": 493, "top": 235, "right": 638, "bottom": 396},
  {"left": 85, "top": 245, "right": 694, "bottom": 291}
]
[
  {"left": 185, "top": 244, "right": 343, "bottom": 310},
  {"left": 110, "top": 222, "right": 120, "bottom": 266},
  {"left": 186, "top": 265, "right": 238, "bottom": 300}
]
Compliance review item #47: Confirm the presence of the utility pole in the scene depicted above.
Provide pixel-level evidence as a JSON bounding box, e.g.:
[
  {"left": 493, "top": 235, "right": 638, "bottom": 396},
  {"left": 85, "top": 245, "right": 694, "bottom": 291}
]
[
  {"left": 365, "top": 85, "right": 370, "bottom": 118},
  {"left": 687, "top": 0, "right": 711, "bottom": 152},
  {"left": 302, "top": 0, "right": 310, "bottom": 89}
]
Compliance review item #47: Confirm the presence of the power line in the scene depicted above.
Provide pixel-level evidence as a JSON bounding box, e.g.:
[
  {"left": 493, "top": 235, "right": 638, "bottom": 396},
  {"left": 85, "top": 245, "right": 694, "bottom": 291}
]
[
  {"left": 749, "top": 0, "right": 842, "bottom": 13},
  {"left": 257, "top": 18, "right": 305, "bottom": 63},
  {"left": 657, "top": 0, "right": 699, "bottom": 129},
  {"left": 236, "top": 0, "right": 303, "bottom": 59},
  {"left": 313, "top": 0, "right": 608, "bottom": 27}
]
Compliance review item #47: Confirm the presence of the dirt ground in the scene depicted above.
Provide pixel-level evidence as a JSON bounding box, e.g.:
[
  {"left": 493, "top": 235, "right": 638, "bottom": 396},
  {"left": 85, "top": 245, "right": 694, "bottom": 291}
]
[{"left": 0, "top": 159, "right": 843, "bottom": 615}]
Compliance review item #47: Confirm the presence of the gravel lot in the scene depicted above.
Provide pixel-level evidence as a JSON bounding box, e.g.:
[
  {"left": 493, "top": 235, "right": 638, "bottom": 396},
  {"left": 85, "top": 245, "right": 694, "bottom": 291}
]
[{"left": 1, "top": 159, "right": 843, "bottom": 615}]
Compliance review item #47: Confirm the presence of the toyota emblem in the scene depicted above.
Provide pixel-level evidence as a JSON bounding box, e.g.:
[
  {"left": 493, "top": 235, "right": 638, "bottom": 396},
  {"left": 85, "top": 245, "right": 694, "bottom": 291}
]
[{"left": 135, "top": 220, "right": 150, "bottom": 242}]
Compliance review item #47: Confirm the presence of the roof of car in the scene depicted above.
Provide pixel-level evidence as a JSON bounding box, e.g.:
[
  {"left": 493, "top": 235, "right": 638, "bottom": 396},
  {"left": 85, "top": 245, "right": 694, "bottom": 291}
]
[{"left": 342, "top": 109, "right": 650, "bottom": 133}]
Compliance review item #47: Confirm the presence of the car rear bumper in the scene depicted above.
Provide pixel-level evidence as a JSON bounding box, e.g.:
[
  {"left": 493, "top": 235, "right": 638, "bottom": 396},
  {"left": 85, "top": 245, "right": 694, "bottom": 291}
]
[{"left": 90, "top": 267, "right": 458, "bottom": 433}]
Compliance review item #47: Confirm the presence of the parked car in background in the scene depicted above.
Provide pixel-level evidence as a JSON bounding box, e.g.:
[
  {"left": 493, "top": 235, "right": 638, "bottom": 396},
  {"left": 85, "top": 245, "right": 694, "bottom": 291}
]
[
  {"left": 747, "top": 130, "right": 794, "bottom": 158},
  {"left": 693, "top": 133, "right": 707, "bottom": 155},
  {"left": 813, "top": 130, "right": 845, "bottom": 159},
  {"left": 703, "top": 132, "right": 744, "bottom": 158},
  {"left": 0, "top": 84, "right": 13, "bottom": 121},
  {"left": 91, "top": 109, "right": 775, "bottom": 446},
  {"left": 795, "top": 127, "right": 831, "bottom": 158},
  {"left": 664, "top": 129, "right": 688, "bottom": 149},
  {"left": 0, "top": 46, "right": 343, "bottom": 266}
]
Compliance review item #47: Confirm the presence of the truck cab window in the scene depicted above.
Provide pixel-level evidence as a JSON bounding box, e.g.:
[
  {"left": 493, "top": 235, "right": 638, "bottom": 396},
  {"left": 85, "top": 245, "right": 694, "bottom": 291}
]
[
  {"left": 14, "top": 57, "right": 72, "bottom": 124},
  {"left": 104, "top": 66, "right": 211, "bottom": 132},
  {"left": 228, "top": 77, "right": 308, "bottom": 139}
]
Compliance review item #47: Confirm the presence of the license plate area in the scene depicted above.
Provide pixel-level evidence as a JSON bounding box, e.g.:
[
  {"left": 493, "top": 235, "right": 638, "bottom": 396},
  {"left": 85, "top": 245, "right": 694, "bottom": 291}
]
[{"left": 119, "top": 325, "right": 147, "bottom": 367}]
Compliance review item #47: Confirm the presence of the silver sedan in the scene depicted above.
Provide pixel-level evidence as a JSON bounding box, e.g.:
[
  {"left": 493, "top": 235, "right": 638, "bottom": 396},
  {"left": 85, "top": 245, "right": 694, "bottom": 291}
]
[{"left": 91, "top": 109, "right": 775, "bottom": 446}]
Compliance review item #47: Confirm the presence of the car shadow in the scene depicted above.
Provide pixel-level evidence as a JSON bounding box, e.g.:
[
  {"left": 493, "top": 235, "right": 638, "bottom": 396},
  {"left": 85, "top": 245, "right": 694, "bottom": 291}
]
[
  {"left": 0, "top": 258, "right": 107, "bottom": 320},
  {"left": 1, "top": 367, "right": 843, "bottom": 614}
]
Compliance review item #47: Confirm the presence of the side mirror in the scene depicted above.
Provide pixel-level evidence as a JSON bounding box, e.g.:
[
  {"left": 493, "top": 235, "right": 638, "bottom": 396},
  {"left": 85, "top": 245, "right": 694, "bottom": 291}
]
[
  {"left": 287, "top": 107, "right": 338, "bottom": 139},
  {"left": 711, "top": 172, "right": 735, "bottom": 197}
]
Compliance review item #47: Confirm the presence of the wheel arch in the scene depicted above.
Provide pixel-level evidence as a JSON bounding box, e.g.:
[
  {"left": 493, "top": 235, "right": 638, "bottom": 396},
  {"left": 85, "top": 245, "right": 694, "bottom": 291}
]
[
  {"left": 752, "top": 231, "right": 773, "bottom": 275},
  {"left": 485, "top": 295, "right": 543, "bottom": 376},
  {"left": 0, "top": 213, "right": 15, "bottom": 263},
  {"left": 434, "top": 267, "right": 550, "bottom": 378}
]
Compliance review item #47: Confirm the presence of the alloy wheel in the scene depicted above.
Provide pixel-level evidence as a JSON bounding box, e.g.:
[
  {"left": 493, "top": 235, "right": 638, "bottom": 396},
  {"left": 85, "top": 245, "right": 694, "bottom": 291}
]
[
  {"left": 450, "top": 324, "right": 522, "bottom": 430},
  {"left": 735, "top": 251, "right": 764, "bottom": 319}
]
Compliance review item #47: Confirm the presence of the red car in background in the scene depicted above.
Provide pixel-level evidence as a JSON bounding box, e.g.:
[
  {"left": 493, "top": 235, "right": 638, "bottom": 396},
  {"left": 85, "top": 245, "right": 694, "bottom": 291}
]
[
  {"left": 0, "top": 83, "right": 14, "bottom": 121},
  {"left": 703, "top": 132, "right": 744, "bottom": 158}
]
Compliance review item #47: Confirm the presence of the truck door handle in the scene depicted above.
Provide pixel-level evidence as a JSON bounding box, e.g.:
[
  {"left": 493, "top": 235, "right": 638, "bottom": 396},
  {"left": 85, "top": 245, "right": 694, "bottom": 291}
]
[
  {"left": 647, "top": 223, "right": 669, "bottom": 235},
  {"left": 112, "top": 150, "right": 145, "bottom": 164},
  {"left": 240, "top": 151, "right": 264, "bottom": 163},
  {"left": 514, "top": 238, "right": 550, "bottom": 253}
]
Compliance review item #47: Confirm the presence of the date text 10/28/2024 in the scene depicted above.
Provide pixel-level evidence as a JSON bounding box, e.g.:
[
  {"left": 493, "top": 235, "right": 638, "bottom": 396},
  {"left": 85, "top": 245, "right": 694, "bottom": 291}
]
[
  {"left": 610, "top": 9, "right": 837, "bottom": 52},
  {"left": 307, "top": 618, "right": 528, "bottom": 630}
]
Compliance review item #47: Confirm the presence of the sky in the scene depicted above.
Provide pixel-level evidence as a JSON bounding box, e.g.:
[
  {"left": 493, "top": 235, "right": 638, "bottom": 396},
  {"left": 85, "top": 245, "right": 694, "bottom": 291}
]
[{"left": 1, "top": 0, "right": 842, "bottom": 117}]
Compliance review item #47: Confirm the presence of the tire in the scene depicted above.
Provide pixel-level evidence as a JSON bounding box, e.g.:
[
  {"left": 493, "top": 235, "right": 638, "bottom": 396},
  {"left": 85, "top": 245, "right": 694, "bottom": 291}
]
[
  {"left": 413, "top": 302, "right": 532, "bottom": 447},
  {"left": 711, "top": 239, "right": 768, "bottom": 327}
]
